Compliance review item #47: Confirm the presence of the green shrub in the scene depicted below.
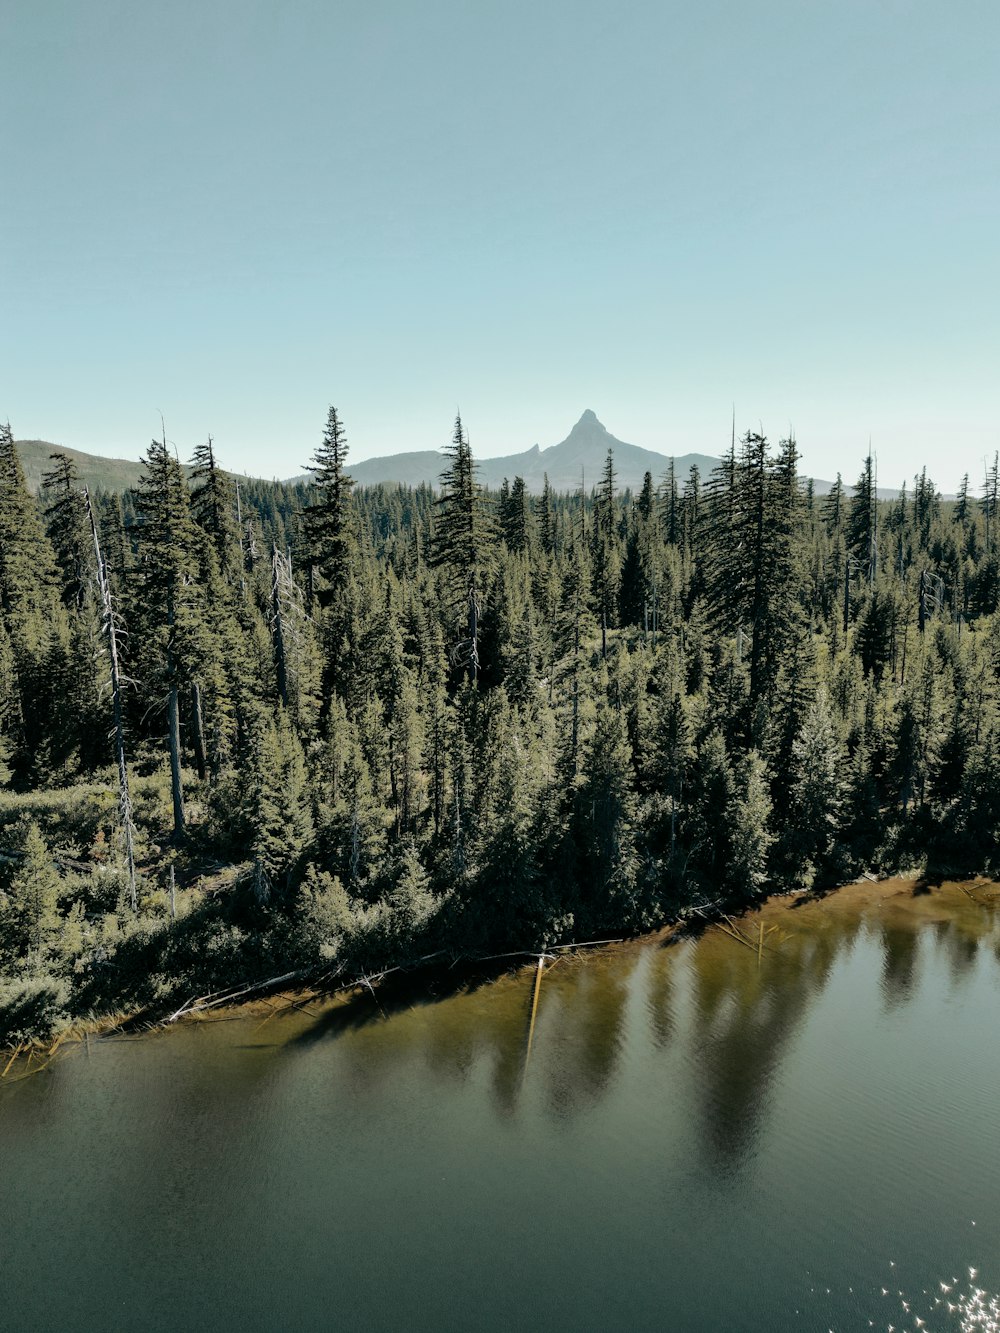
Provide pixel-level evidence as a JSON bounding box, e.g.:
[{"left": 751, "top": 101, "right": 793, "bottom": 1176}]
[{"left": 0, "top": 975, "right": 70, "bottom": 1045}]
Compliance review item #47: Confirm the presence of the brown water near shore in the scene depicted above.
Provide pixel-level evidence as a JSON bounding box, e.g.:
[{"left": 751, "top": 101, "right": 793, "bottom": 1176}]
[{"left": 3, "top": 876, "right": 999, "bottom": 1332}]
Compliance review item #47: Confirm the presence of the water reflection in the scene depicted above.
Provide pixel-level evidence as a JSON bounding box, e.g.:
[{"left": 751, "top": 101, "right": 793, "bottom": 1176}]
[
  {"left": 932, "top": 917, "right": 980, "bottom": 987},
  {"left": 6, "top": 883, "right": 998, "bottom": 1151},
  {"left": 3, "top": 880, "right": 1000, "bottom": 1333},
  {"left": 879, "top": 920, "right": 922, "bottom": 1005},
  {"left": 269, "top": 879, "right": 1000, "bottom": 1152}
]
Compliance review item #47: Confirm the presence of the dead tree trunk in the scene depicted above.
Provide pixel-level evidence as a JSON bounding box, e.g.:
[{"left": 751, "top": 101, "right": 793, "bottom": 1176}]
[
  {"left": 271, "top": 543, "right": 289, "bottom": 707},
  {"left": 235, "top": 482, "right": 247, "bottom": 595},
  {"left": 165, "top": 589, "right": 186, "bottom": 838},
  {"left": 468, "top": 580, "right": 479, "bottom": 685},
  {"left": 167, "top": 681, "right": 185, "bottom": 837},
  {"left": 191, "top": 681, "right": 207, "bottom": 781},
  {"left": 84, "top": 488, "right": 138, "bottom": 911}
]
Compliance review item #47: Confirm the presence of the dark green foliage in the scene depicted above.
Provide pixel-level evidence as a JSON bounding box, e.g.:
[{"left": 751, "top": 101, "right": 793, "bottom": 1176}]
[
  {"left": 303, "top": 406, "right": 356, "bottom": 607},
  {"left": 190, "top": 436, "right": 239, "bottom": 571},
  {"left": 701, "top": 432, "right": 803, "bottom": 713},
  {"left": 1, "top": 406, "right": 1000, "bottom": 1041},
  {"left": 43, "top": 453, "right": 92, "bottom": 611},
  {"left": 0, "top": 975, "right": 70, "bottom": 1044},
  {"left": 432, "top": 415, "right": 495, "bottom": 683},
  {"left": 2, "top": 822, "right": 61, "bottom": 960}
]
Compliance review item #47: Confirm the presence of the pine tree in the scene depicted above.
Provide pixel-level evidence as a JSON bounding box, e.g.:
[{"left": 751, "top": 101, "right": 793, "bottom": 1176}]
[
  {"left": 133, "top": 433, "right": 206, "bottom": 836},
  {"left": 703, "top": 430, "right": 803, "bottom": 712},
  {"left": 500, "top": 475, "right": 530, "bottom": 553},
  {"left": 0, "top": 423, "right": 63, "bottom": 781},
  {"left": 591, "top": 448, "right": 622, "bottom": 658},
  {"left": 727, "top": 749, "right": 773, "bottom": 900},
  {"left": 422, "top": 625, "right": 450, "bottom": 837},
  {"left": 649, "top": 689, "right": 690, "bottom": 863},
  {"left": 821, "top": 473, "right": 844, "bottom": 534},
  {"left": 0, "top": 423, "right": 60, "bottom": 640},
  {"left": 981, "top": 453, "right": 999, "bottom": 553},
  {"left": 433, "top": 414, "right": 494, "bottom": 684},
  {"left": 42, "top": 458, "right": 110, "bottom": 770},
  {"left": 686, "top": 729, "right": 734, "bottom": 896},
  {"left": 662, "top": 459, "right": 679, "bottom": 546},
  {"left": 245, "top": 707, "right": 313, "bottom": 892},
  {"left": 538, "top": 474, "right": 555, "bottom": 556},
  {"left": 556, "top": 537, "right": 595, "bottom": 775},
  {"left": 575, "top": 699, "right": 639, "bottom": 925},
  {"left": 101, "top": 494, "right": 130, "bottom": 592},
  {"left": 386, "top": 836, "right": 435, "bottom": 936},
  {"left": 190, "top": 436, "right": 238, "bottom": 572},
  {"left": 8, "top": 823, "right": 60, "bottom": 961},
  {"left": 42, "top": 453, "right": 91, "bottom": 611},
  {"left": 848, "top": 451, "right": 878, "bottom": 584},
  {"left": 954, "top": 473, "right": 971, "bottom": 532},
  {"left": 303, "top": 406, "right": 356, "bottom": 606},
  {"left": 786, "top": 687, "right": 843, "bottom": 882}
]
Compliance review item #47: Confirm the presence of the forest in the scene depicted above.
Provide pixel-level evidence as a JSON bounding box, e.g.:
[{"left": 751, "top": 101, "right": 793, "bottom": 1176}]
[{"left": 1, "top": 409, "right": 999, "bottom": 1042}]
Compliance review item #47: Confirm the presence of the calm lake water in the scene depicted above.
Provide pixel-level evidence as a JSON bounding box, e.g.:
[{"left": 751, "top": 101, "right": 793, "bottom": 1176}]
[{"left": 3, "top": 881, "right": 1000, "bottom": 1332}]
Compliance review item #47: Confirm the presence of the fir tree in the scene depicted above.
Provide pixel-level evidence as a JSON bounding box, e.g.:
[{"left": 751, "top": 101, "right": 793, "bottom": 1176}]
[
  {"left": 727, "top": 749, "right": 773, "bottom": 900},
  {"left": 303, "top": 406, "right": 356, "bottom": 607},
  {"left": 848, "top": 451, "right": 878, "bottom": 585},
  {"left": 433, "top": 414, "right": 494, "bottom": 684},
  {"left": 190, "top": 436, "right": 239, "bottom": 571},
  {"left": 591, "top": 448, "right": 622, "bottom": 658},
  {"left": 133, "top": 433, "right": 207, "bottom": 836},
  {"left": 538, "top": 474, "right": 555, "bottom": 556},
  {"left": 786, "top": 687, "right": 843, "bottom": 882},
  {"left": 7, "top": 823, "right": 60, "bottom": 962},
  {"left": 42, "top": 453, "right": 91, "bottom": 611}
]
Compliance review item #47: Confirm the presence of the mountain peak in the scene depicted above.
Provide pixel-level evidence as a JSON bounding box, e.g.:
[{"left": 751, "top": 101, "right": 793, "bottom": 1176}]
[{"left": 575, "top": 409, "right": 602, "bottom": 427}]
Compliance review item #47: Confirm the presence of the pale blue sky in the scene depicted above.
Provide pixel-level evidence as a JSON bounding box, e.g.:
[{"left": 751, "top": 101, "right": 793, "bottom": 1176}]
[{"left": 2, "top": 0, "right": 997, "bottom": 489}]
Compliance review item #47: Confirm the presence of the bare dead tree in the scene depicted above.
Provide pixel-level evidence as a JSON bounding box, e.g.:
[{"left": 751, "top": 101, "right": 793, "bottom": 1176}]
[
  {"left": 235, "top": 481, "right": 247, "bottom": 595},
  {"left": 271, "top": 542, "right": 289, "bottom": 707},
  {"left": 84, "top": 487, "right": 138, "bottom": 911}
]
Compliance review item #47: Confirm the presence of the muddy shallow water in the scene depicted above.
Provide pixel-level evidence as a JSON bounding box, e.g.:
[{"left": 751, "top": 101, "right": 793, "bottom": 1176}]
[{"left": 3, "top": 879, "right": 999, "bottom": 1332}]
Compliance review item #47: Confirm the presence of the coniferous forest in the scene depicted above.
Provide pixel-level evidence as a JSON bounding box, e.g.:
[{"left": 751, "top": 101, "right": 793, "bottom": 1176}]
[{"left": 2, "top": 409, "right": 1000, "bottom": 1041}]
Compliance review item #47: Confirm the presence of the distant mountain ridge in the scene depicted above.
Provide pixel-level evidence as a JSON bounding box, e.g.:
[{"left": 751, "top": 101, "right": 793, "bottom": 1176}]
[
  {"left": 342, "top": 410, "right": 722, "bottom": 493},
  {"left": 338, "top": 411, "right": 895, "bottom": 496},
  {"left": 15, "top": 414, "right": 909, "bottom": 498}
]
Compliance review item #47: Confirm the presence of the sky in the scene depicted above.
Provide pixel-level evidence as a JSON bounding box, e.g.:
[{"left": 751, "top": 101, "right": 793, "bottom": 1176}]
[{"left": 2, "top": 0, "right": 998, "bottom": 490}]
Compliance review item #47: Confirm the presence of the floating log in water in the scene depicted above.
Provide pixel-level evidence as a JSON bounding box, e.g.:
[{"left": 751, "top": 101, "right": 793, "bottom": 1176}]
[{"left": 523, "top": 954, "right": 548, "bottom": 1076}]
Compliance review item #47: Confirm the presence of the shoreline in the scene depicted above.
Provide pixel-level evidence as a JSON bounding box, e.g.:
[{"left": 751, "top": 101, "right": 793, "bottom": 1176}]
[{"left": 2, "top": 871, "right": 999, "bottom": 1070}]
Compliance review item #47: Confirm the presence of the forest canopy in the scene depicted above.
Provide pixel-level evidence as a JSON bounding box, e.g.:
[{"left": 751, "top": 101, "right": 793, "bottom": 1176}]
[{"left": 1, "top": 411, "right": 999, "bottom": 1041}]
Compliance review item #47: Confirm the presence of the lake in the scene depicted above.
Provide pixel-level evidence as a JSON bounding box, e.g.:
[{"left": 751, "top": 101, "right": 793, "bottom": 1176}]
[{"left": 3, "top": 879, "right": 999, "bottom": 1332}]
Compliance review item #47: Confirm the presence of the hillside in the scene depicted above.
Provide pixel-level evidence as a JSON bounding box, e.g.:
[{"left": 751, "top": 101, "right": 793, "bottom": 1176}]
[{"left": 15, "top": 440, "right": 146, "bottom": 494}]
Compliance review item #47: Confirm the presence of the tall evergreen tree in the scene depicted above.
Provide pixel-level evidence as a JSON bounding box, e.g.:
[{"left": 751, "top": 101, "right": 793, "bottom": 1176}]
[
  {"left": 190, "top": 436, "right": 239, "bottom": 572},
  {"left": 133, "top": 434, "right": 207, "bottom": 836},
  {"left": 42, "top": 453, "right": 91, "bottom": 611},
  {"left": 848, "top": 451, "right": 878, "bottom": 585},
  {"left": 0, "top": 423, "right": 63, "bottom": 781},
  {"left": 432, "top": 414, "right": 494, "bottom": 684},
  {"left": 538, "top": 474, "right": 555, "bottom": 556},
  {"left": 303, "top": 406, "right": 356, "bottom": 607},
  {"left": 591, "top": 448, "right": 622, "bottom": 658},
  {"left": 6, "top": 822, "right": 60, "bottom": 962}
]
